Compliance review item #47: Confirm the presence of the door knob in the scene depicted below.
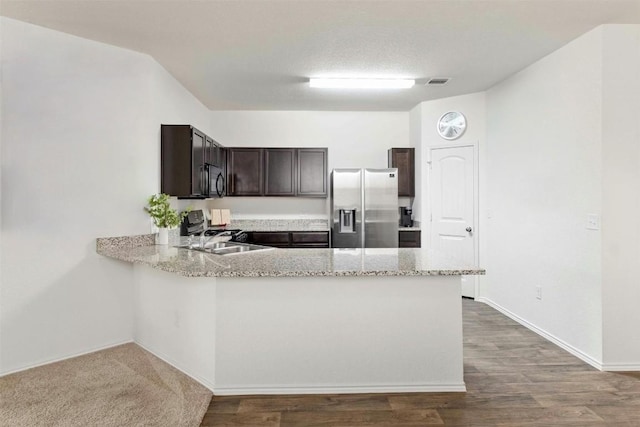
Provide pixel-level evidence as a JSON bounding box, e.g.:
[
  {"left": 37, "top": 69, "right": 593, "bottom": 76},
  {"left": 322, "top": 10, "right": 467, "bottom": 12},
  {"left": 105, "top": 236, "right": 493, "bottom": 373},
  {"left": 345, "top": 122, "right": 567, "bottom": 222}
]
[{"left": 466, "top": 227, "right": 472, "bottom": 233}]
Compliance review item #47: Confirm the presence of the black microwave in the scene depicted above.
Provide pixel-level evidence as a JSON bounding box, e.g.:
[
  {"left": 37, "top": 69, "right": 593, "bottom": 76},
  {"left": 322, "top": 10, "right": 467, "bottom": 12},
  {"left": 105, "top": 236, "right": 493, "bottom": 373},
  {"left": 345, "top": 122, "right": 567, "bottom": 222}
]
[{"left": 200, "top": 163, "right": 225, "bottom": 198}]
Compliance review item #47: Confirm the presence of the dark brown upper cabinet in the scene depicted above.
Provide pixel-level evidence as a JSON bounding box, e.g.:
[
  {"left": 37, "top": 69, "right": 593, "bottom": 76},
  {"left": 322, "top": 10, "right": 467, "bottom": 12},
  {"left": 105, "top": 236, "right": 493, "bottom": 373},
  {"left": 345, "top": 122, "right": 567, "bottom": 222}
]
[
  {"left": 227, "top": 148, "right": 264, "bottom": 196},
  {"left": 206, "top": 135, "right": 225, "bottom": 169},
  {"left": 226, "top": 147, "right": 328, "bottom": 198},
  {"left": 388, "top": 147, "right": 415, "bottom": 197},
  {"left": 161, "top": 124, "right": 225, "bottom": 198},
  {"left": 264, "top": 148, "right": 296, "bottom": 196},
  {"left": 297, "top": 148, "right": 328, "bottom": 197}
]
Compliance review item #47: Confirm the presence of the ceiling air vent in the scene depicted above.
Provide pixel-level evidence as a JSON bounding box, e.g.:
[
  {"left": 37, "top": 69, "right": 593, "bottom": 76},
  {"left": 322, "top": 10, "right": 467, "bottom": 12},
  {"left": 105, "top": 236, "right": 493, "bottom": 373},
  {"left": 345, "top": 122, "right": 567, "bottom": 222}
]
[{"left": 426, "top": 78, "right": 450, "bottom": 85}]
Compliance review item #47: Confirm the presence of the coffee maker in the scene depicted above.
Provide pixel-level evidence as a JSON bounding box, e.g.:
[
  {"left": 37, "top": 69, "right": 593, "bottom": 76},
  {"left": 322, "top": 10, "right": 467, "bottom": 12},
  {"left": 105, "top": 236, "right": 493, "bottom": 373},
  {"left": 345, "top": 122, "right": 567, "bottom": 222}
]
[{"left": 399, "top": 207, "right": 413, "bottom": 227}]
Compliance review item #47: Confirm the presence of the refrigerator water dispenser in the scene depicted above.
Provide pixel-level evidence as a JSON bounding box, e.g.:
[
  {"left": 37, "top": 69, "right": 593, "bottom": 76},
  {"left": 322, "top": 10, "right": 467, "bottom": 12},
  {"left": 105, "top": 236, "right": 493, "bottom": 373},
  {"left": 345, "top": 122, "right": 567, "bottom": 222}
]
[{"left": 339, "top": 209, "right": 356, "bottom": 233}]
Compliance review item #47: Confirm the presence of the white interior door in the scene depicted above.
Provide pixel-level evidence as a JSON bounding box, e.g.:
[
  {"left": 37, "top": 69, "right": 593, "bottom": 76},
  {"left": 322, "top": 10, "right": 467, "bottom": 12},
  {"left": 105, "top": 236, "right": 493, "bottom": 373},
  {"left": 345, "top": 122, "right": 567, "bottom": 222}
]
[{"left": 430, "top": 146, "right": 477, "bottom": 298}]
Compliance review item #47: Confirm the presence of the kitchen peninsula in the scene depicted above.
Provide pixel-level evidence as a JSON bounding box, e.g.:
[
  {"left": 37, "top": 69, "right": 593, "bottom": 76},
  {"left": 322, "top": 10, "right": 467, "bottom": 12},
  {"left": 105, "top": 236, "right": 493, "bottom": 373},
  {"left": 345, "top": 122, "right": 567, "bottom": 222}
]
[{"left": 97, "top": 235, "right": 484, "bottom": 395}]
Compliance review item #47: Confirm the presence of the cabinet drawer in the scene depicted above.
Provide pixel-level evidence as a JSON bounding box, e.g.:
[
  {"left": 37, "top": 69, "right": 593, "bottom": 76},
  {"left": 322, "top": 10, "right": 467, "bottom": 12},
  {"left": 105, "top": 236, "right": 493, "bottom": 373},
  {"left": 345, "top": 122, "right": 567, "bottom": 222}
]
[
  {"left": 291, "top": 231, "right": 329, "bottom": 244},
  {"left": 249, "top": 232, "right": 290, "bottom": 247}
]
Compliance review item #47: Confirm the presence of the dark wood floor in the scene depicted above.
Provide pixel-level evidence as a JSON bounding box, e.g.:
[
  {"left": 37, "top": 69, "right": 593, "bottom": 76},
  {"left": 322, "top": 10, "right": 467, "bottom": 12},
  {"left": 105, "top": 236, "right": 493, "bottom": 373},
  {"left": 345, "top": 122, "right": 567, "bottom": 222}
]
[{"left": 200, "top": 299, "right": 640, "bottom": 426}]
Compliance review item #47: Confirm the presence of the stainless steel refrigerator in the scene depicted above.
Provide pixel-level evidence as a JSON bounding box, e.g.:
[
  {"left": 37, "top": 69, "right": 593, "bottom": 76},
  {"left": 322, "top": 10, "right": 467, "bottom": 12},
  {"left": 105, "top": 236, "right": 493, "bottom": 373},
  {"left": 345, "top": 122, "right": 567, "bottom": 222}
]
[{"left": 331, "top": 168, "right": 399, "bottom": 248}]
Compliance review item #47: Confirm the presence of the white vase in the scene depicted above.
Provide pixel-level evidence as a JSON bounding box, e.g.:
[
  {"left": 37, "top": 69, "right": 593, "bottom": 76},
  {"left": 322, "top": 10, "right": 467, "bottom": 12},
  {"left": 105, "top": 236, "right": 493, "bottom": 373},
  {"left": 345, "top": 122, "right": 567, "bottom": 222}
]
[{"left": 157, "top": 227, "right": 169, "bottom": 245}]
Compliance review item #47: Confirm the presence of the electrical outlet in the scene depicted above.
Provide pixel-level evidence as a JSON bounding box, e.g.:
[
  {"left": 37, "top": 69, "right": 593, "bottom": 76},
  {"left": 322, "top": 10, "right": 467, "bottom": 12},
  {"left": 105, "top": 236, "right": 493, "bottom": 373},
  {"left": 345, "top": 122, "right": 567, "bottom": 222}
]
[{"left": 536, "top": 286, "right": 542, "bottom": 300}]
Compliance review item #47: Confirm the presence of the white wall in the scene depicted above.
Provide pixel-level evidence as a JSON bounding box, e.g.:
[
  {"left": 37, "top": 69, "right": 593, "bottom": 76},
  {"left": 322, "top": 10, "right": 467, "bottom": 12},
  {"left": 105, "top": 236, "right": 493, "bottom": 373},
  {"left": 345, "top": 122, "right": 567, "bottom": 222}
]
[
  {"left": 601, "top": 25, "right": 640, "bottom": 368},
  {"left": 0, "top": 17, "right": 210, "bottom": 374},
  {"left": 484, "top": 27, "right": 604, "bottom": 364},
  {"left": 203, "top": 111, "right": 409, "bottom": 218}
]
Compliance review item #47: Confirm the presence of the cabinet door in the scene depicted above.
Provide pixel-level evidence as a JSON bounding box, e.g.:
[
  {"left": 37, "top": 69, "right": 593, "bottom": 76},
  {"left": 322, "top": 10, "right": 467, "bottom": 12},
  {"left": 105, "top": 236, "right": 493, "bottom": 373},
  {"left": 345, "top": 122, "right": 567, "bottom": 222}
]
[
  {"left": 398, "top": 230, "right": 421, "bottom": 248},
  {"left": 205, "top": 136, "right": 213, "bottom": 165},
  {"left": 214, "top": 144, "right": 226, "bottom": 170},
  {"left": 191, "top": 128, "right": 207, "bottom": 195},
  {"left": 297, "top": 148, "right": 328, "bottom": 197},
  {"left": 161, "top": 125, "right": 192, "bottom": 197},
  {"left": 265, "top": 149, "right": 296, "bottom": 196},
  {"left": 388, "top": 148, "right": 415, "bottom": 197},
  {"left": 227, "top": 148, "right": 264, "bottom": 196},
  {"left": 207, "top": 137, "right": 226, "bottom": 169}
]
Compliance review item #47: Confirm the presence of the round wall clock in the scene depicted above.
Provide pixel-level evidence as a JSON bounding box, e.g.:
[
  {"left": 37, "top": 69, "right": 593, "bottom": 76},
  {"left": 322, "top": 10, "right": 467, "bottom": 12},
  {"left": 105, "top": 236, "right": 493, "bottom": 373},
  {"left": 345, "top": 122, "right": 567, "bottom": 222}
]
[{"left": 437, "top": 111, "right": 467, "bottom": 140}]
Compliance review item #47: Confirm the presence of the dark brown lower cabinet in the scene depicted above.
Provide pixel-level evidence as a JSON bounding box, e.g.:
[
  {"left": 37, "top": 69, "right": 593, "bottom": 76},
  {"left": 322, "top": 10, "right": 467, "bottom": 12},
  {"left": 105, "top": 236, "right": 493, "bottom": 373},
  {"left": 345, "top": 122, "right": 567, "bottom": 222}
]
[
  {"left": 398, "top": 230, "right": 421, "bottom": 248},
  {"left": 249, "top": 232, "right": 291, "bottom": 248},
  {"left": 290, "top": 231, "right": 330, "bottom": 248},
  {"left": 248, "top": 231, "right": 329, "bottom": 248}
]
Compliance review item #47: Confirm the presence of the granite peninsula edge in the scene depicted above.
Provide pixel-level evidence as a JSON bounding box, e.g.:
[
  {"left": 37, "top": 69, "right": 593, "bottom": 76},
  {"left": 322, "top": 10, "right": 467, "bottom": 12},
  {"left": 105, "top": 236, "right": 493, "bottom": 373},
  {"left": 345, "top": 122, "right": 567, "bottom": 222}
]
[{"left": 96, "top": 234, "right": 485, "bottom": 278}]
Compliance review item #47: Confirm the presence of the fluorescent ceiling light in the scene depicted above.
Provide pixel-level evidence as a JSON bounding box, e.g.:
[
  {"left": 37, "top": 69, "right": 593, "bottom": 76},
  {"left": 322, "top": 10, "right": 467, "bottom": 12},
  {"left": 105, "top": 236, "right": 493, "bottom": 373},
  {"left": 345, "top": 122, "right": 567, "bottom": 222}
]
[{"left": 309, "top": 78, "right": 415, "bottom": 89}]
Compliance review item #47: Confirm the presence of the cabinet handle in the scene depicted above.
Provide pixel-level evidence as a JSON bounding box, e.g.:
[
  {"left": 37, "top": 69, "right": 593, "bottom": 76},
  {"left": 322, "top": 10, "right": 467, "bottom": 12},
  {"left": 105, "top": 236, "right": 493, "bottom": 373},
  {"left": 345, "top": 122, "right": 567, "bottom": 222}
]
[{"left": 205, "top": 167, "right": 210, "bottom": 195}]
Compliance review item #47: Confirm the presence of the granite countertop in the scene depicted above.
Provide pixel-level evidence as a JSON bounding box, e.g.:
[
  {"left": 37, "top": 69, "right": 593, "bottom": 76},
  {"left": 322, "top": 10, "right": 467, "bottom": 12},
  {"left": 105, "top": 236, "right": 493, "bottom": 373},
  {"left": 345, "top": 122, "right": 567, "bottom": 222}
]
[
  {"left": 96, "top": 234, "right": 484, "bottom": 278},
  {"left": 399, "top": 227, "right": 421, "bottom": 231}
]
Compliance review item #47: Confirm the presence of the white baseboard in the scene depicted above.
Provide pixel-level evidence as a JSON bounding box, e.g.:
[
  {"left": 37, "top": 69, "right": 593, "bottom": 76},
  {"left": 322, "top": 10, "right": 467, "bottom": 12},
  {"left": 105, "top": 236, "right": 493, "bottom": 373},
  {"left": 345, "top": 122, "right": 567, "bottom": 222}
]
[
  {"left": 134, "top": 340, "right": 216, "bottom": 392},
  {"left": 0, "top": 339, "right": 134, "bottom": 377},
  {"left": 136, "top": 340, "right": 467, "bottom": 395},
  {"left": 135, "top": 342, "right": 467, "bottom": 396},
  {"left": 213, "top": 383, "right": 466, "bottom": 396},
  {"left": 475, "top": 297, "right": 604, "bottom": 371},
  {"left": 601, "top": 363, "right": 640, "bottom": 371}
]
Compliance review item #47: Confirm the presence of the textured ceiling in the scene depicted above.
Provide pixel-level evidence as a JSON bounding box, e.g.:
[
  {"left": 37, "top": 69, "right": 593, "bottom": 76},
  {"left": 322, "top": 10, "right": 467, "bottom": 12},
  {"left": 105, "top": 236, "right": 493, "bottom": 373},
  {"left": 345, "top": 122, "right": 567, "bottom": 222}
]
[{"left": 2, "top": 0, "right": 639, "bottom": 111}]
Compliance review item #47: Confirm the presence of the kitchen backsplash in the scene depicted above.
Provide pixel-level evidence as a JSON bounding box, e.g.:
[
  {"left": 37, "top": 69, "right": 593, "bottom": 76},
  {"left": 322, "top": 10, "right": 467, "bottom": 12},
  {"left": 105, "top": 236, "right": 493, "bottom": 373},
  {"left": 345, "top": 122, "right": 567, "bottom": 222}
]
[{"left": 226, "top": 218, "right": 329, "bottom": 232}]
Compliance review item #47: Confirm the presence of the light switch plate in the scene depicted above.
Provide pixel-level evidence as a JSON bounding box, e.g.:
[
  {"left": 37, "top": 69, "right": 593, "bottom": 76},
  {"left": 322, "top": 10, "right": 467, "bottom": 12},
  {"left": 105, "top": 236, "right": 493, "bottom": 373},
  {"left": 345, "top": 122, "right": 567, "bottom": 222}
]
[{"left": 586, "top": 214, "right": 600, "bottom": 230}]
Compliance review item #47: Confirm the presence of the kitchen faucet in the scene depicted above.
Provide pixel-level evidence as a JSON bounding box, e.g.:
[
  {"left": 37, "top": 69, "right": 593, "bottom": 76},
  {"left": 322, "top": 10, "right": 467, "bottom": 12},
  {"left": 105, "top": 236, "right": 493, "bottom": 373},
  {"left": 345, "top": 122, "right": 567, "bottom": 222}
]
[
  {"left": 199, "top": 228, "right": 213, "bottom": 249},
  {"left": 184, "top": 228, "right": 212, "bottom": 249},
  {"left": 198, "top": 229, "right": 237, "bottom": 249}
]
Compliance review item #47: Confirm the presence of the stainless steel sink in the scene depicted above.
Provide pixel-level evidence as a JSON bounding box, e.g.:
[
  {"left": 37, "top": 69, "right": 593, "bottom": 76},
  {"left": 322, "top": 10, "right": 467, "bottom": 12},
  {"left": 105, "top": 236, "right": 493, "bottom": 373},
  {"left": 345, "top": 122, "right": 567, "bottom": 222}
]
[{"left": 175, "top": 241, "right": 275, "bottom": 256}]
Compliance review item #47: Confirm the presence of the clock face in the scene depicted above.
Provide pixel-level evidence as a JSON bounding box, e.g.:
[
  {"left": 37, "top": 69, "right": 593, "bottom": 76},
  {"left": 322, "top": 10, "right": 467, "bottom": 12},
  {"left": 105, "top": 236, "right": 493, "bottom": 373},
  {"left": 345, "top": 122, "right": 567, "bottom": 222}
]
[{"left": 437, "top": 111, "right": 467, "bottom": 140}]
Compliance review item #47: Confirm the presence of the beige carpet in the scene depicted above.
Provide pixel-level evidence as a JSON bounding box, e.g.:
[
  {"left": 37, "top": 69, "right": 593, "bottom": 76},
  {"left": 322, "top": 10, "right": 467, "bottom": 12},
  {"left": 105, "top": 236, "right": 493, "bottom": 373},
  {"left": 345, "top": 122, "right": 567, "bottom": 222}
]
[{"left": 0, "top": 343, "right": 212, "bottom": 427}]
